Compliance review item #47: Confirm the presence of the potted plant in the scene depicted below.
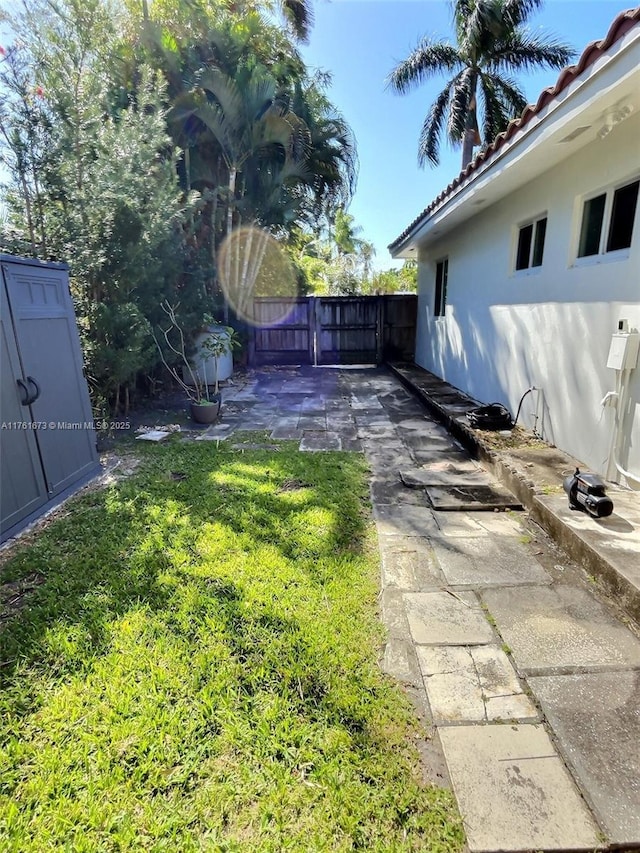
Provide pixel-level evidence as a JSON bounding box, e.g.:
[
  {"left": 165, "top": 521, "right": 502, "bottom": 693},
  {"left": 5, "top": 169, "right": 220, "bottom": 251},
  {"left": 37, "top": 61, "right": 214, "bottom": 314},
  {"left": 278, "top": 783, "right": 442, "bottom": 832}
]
[
  {"left": 152, "top": 302, "right": 231, "bottom": 424},
  {"left": 199, "top": 323, "right": 240, "bottom": 407}
]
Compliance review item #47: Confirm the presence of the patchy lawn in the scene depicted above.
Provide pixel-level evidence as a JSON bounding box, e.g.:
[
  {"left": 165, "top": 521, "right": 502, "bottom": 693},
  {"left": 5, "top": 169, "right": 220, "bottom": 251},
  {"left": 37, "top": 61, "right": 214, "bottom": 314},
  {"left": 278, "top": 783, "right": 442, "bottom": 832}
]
[{"left": 0, "top": 440, "right": 463, "bottom": 852}]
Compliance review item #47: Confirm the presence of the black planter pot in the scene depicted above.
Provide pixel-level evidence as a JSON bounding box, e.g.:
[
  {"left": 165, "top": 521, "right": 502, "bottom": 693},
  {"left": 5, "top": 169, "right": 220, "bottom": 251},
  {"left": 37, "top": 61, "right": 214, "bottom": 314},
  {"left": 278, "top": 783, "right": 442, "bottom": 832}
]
[{"left": 190, "top": 397, "right": 221, "bottom": 424}]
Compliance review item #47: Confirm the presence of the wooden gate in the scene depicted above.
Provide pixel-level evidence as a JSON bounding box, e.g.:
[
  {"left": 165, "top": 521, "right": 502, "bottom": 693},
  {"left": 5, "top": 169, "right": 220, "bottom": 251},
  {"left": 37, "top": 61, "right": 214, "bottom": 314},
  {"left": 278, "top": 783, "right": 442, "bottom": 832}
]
[{"left": 248, "top": 295, "right": 416, "bottom": 366}]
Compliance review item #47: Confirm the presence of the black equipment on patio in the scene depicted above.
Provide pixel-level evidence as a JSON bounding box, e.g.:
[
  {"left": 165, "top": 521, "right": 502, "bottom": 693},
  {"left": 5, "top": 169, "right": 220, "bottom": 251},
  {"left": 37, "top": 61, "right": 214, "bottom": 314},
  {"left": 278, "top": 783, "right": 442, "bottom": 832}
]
[{"left": 562, "top": 468, "right": 614, "bottom": 518}]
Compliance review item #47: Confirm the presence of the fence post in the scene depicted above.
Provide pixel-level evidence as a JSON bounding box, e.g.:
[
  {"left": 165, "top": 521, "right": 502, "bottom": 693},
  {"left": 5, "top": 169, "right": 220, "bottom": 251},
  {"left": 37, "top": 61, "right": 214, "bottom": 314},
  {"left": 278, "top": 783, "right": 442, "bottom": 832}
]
[{"left": 376, "top": 297, "right": 384, "bottom": 365}]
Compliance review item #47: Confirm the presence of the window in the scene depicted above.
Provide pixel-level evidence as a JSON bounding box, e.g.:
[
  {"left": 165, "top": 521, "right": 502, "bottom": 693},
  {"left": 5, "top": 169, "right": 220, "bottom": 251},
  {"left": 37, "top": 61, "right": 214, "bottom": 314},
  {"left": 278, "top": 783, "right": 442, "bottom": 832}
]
[
  {"left": 577, "top": 179, "right": 639, "bottom": 258},
  {"left": 434, "top": 258, "right": 448, "bottom": 316},
  {"left": 516, "top": 216, "right": 547, "bottom": 270}
]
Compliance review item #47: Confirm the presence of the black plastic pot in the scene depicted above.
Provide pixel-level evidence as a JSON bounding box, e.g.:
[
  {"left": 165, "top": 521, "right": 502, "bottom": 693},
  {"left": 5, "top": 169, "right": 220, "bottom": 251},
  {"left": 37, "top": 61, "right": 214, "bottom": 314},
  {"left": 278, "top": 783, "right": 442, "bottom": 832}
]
[{"left": 190, "top": 397, "right": 221, "bottom": 424}]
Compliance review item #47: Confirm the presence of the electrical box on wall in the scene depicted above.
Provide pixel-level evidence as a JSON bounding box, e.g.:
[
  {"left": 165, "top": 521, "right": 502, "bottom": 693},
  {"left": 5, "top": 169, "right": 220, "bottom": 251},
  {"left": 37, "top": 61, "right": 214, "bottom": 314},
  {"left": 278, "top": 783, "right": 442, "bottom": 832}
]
[{"left": 607, "top": 332, "right": 640, "bottom": 371}]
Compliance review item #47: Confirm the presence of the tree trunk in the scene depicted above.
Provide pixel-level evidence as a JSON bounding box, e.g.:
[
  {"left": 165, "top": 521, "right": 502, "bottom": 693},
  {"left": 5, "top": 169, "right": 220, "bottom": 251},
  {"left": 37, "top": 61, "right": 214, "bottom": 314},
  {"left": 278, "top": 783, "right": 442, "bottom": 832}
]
[
  {"left": 223, "top": 166, "right": 237, "bottom": 325},
  {"left": 184, "top": 146, "right": 191, "bottom": 192},
  {"left": 461, "top": 130, "right": 476, "bottom": 170},
  {"left": 461, "top": 82, "right": 480, "bottom": 170}
]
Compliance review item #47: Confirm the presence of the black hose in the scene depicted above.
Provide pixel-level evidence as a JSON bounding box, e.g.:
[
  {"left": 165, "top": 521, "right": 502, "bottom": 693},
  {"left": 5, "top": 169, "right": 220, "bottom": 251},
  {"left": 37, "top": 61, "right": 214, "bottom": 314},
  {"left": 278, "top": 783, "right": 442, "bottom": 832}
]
[
  {"left": 514, "top": 387, "right": 536, "bottom": 426},
  {"left": 467, "top": 403, "right": 514, "bottom": 430}
]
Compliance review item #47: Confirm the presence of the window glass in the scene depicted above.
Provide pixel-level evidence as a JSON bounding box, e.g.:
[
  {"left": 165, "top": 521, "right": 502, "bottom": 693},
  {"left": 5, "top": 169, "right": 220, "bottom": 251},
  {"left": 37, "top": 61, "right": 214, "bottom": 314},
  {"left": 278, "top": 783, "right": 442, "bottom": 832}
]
[
  {"left": 434, "top": 259, "right": 448, "bottom": 316},
  {"left": 532, "top": 218, "right": 547, "bottom": 267},
  {"left": 516, "top": 224, "right": 533, "bottom": 270},
  {"left": 606, "top": 180, "right": 639, "bottom": 252},
  {"left": 578, "top": 193, "right": 606, "bottom": 257}
]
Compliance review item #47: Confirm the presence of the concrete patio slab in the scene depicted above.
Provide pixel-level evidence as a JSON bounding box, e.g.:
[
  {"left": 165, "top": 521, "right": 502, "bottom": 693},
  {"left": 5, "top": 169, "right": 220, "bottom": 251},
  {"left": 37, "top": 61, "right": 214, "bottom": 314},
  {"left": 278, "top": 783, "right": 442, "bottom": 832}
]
[
  {"left": 399, "top": 462, "right": 490, "bottom": 488},
  {"left": 381, "top": 638, "right": 424, "bottom": 689},
  {"left": 340, "top": 438, "right": 363, "bottom": 452},
  {"left": 299, "top": 431, "right": 341, "bottom": 452},
  {"left": 400, "top": 433, "right": 461, "bottom": 452},
  {"left": 471, "top": 511, "right": 526, "bottom": 537},
  {"left": 369, "top": 479, "right": 430, "bottom": 506},
  {"left": 425, "top": 483, "right": 523, "bottom": 511},
  {"left": 380, "top": 587, "right": 412, "bottom": 642},
  {"left": 430, "top": 535, "right": 552, "bottom": 587},
  {"left": 417, "top": 645, "right": 538, "bottom": 725},
  {"left": 403, "top": 591, "right": 494, "bottom": 645},
  {"left": 432, "top": 513, "right": 488, "bottom": 538},
  {"left": 439, "top": 725, "right": 600, "bottom": 852},
  {"left": 136, "top": 430, "right": 172, "bottom": 442},
  {"left": 372, "top": 504, "right": 439, "bottom": 538},
  {"left": 410, "top": 448, "right": 470, "bottom": 466},
  {"left": 270, "top": 427, "right": 304, "bottom": 440},
  {"left": 482, "top": 584, "right": 640, "bottom": 674},
  {"left": 297, "top": 416, "right": 327, "bottom": 430},
  {"left": 380, "top": 543, "right": 445, "bottom": 590},
  {"left": 530, "top": 670, "right": 640, "bottom": 846}
]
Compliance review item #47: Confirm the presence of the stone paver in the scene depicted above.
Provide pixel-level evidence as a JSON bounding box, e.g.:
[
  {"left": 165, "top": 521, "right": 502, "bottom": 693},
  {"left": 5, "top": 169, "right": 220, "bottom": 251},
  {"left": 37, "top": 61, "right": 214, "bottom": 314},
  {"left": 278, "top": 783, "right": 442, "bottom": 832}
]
[
  {"left": 136, "top": 429, "right": 172, "bottom": 442},
  {"left": 530, "top": 671, "right": 640, "bottom": 845},
  {"left": 400, "top": 463, "right": 491, "bottom": 488},
  {"left": 372, "top": 503, "right": 439, "bottom": 538},
  {"left": 270, "top": 427, "right": 303, "bottom": 440},
  {"left": 381, "top": 638, "right": 423, "bottom": 688},
  {"left": 432, "top": 512, "right": 488, "bottom": 538},
  {"left": 380, "top": 541, "right": 445, "bottom": 590},
  {"left": 404, "top": 591, "right": 495, "bottom": 646},
  {"left": 482, "top": 584, "right": 640, "bottom": 673},
  {"left": 299, "top": 431, "right": 341, "bottom": 451},
  {"left": 425, "top": 483, "right": 522, "bottom": 510},
  {"left": 430, "top": 535, "right": 552, "bottom": 587},
  {"left": 439, "top": 725, "right": 601, "bottom": 852},
  {"left": 369, "top": 479, "right": 430, "bottom": 506},
  {"left": 417, "top": 645, "right": 538, "bottom": 724}
]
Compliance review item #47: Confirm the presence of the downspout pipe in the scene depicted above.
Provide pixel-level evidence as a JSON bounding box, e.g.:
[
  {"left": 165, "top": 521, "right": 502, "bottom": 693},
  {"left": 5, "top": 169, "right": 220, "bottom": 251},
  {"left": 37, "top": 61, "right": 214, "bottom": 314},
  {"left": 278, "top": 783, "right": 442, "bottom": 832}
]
[{"left": 611, "top": 368, "right": 640, "bottom": 486}]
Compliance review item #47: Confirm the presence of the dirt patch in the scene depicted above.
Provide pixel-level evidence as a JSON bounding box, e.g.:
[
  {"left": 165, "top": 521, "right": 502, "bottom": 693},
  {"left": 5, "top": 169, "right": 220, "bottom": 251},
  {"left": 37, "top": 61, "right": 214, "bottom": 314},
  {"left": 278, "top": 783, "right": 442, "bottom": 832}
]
[
  {"left": 471, "top": 425, "right": 548, "bottom": 451},
  {"left": 277, "top": 479, "right": 308, "bottom": 493},
  {"left": 0, "top": 571, "right": 46, "bottom": 624}
]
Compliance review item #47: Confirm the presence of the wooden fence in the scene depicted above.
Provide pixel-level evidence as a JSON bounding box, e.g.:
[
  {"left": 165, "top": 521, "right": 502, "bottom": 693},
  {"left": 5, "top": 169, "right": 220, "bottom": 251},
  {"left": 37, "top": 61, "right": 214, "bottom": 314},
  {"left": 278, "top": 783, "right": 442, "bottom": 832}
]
[{"left": 248, "top": 295, "right": 417, "bottom": 366}]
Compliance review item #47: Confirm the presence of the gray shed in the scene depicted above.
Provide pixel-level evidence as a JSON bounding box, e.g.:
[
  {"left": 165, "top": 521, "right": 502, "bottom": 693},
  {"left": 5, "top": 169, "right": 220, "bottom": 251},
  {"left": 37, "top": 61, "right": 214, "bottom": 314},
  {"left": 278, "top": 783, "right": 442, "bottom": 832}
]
[{"left": 1, "top": 254, "right": 101, "bottom": 543}]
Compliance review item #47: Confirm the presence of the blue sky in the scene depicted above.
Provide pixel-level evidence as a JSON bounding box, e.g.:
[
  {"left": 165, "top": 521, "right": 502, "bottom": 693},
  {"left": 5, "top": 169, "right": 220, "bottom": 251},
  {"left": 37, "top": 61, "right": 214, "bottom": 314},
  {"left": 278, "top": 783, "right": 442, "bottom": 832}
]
[{"left": 300, "top": 0, "right": 629, "bottom": 269}]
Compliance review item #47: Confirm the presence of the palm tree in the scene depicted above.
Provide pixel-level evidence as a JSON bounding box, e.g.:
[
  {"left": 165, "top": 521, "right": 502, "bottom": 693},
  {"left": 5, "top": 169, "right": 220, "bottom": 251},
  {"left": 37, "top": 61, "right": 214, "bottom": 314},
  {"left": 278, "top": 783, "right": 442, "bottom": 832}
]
[
  {"left": 387, "top": 0, "right": 574, "bottom": 169},
  {"left": 290, "top": 74, "right": 358, "bottom": 225}
]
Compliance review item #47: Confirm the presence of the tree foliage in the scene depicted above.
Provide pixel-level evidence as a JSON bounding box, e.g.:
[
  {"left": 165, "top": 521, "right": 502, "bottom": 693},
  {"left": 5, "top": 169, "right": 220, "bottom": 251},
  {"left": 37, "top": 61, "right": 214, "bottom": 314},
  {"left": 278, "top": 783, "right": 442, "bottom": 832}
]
[
  {"left": 0, "top": 0, "right": 359, "bottom": 413},
  {"left": 387, "top": 0, "right": 575, "bottom": 169}
]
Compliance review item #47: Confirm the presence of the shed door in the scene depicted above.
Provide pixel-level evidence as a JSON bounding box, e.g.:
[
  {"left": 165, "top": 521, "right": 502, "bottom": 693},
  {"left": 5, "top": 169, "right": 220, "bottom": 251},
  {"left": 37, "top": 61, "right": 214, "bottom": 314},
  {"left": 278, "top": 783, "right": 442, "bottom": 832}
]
[
  {"left": 1, "top": 278, "right": 48, "bottom": 532},
  {"left": 1, "top": 263, "right": 98, "bottom": 497}
]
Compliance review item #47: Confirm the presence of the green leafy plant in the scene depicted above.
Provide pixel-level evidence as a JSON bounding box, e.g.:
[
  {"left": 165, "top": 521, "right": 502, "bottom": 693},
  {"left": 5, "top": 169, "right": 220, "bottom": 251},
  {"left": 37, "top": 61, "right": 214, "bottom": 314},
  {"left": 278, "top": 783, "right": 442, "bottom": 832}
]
[{"left": 200, "top": 315, "right": 241, "bottom": 396}]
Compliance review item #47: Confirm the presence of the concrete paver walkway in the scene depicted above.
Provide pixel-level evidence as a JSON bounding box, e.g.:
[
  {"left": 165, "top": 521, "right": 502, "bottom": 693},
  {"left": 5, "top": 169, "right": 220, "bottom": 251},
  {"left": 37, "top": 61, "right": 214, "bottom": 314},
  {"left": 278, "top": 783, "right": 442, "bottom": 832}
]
[{"left": 211, "top": 366, "right": 640, "bottom": 852}]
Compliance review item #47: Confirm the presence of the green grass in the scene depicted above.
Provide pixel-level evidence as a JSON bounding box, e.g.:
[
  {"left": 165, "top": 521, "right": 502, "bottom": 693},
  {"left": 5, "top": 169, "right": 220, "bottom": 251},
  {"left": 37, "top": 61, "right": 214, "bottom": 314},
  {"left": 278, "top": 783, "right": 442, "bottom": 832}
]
[{"left": 0, "top": 441, "right": 463, "bottom": 852}]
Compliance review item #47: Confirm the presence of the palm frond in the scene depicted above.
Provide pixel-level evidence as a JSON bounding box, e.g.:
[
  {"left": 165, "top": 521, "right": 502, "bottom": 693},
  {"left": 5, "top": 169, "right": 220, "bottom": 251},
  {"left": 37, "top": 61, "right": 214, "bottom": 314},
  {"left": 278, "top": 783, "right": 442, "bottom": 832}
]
[
  {"left": 197, "top": 68, "right": 244, "bottom": 134},
  {"left": 501, "top": 0, "right": 544, "bottom": 29},
  {"left": 478, "top": 73, "right": 515, "bottom": 143},
  {"left": 490, "top": 74, "right": 528, "bottom": 116},
  {"left": 279, "top": 0, "right": 314, "bottom": 43},
  {"left": 418, "top": 85, "right": 452, "bottom": 167},
  {"left": 387, "top": 40, "right": 462, "bottom": 94},
  {"left": 447, "top": 68, "right": 474, "bottom": 144},
  {"left": 194, "top": 102, "right": 236, "bottom": 166},
  {"left": 455, "top": 0, "right": 503, "bottom": 56},
  {"left": 488, "top": 29, "right": 576, "bottom": 73}
]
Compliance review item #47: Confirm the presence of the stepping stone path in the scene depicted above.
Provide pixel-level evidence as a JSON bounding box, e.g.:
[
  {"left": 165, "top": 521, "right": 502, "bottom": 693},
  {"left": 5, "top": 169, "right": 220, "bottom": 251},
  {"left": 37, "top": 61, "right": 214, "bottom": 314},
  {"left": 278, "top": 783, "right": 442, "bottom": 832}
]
[{"left": 197, "top": 366, "right": 640, "bottom": 852}]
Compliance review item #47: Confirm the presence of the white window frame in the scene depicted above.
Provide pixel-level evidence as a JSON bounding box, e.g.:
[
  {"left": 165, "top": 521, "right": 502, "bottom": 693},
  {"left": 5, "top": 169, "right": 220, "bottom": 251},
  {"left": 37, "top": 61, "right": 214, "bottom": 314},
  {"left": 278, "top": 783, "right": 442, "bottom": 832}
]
[
  {"left": 513, "top": 213, "right": 547, "bottom": 275},
  {"left": 571, "top": 175, "right": 639, "bottom": 266}
]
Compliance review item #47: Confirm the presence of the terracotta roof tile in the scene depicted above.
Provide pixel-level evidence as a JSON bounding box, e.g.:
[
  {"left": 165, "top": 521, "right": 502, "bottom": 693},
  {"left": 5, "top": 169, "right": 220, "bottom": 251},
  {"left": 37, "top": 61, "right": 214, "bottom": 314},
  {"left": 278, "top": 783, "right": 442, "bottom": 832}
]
[{"left": 389, "top": 6, "right": 640, "bottom": 251}]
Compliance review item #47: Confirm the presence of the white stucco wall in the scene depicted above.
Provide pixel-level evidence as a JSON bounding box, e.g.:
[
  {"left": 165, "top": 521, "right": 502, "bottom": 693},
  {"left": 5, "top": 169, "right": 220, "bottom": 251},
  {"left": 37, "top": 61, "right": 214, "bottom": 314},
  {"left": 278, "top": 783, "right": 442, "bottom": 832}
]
[{"left": 414, "top": 111, "right": 640, "bottom": 483}]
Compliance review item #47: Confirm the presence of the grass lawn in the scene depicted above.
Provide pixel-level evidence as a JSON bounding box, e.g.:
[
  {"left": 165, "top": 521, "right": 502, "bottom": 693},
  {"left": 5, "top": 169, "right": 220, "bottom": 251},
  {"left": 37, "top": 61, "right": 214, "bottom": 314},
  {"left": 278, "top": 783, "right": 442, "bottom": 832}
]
[{"left": 0, "top": 439, "right": 463, "bottom": 852}]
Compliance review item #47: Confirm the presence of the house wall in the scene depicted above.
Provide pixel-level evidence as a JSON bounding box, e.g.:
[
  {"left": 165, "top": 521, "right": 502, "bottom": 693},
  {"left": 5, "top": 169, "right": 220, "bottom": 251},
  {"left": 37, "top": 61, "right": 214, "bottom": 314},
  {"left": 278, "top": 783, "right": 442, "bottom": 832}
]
[{"left": 414, "top": 111, "right": 640, "bottom": 483}]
